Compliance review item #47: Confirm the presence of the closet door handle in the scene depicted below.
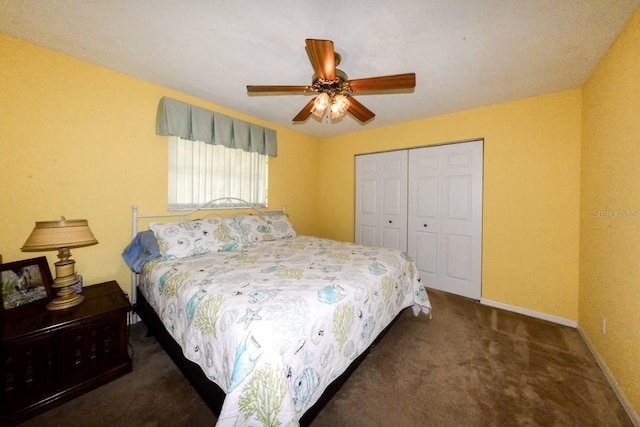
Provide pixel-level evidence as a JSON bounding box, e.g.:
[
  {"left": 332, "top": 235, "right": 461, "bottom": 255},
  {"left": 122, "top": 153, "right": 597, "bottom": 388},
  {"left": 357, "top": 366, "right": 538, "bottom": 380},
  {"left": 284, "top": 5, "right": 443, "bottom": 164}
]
[
  {"left": 388, "top": 220, "right": 393, "bottom": 224},
  {"left": 423, "top": 224, "right": 428, "bottom": 227}
]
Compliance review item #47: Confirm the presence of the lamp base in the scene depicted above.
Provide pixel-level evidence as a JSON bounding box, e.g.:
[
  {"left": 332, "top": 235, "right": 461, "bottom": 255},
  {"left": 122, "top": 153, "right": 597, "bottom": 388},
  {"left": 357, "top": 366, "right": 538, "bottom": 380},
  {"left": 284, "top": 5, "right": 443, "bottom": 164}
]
[
  {"left": 47, "top": 253, "right": 85, "bottom": 310},
  {"left": 47, "top": 287, "right": 85, "bottom": 310}
]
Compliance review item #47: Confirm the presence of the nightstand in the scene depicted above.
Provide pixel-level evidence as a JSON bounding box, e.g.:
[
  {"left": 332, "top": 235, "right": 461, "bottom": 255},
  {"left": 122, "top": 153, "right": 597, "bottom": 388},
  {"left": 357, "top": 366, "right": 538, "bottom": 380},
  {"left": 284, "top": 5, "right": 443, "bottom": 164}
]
[{"left": 0, "top": 281, "right": 132, "bottom": 426}]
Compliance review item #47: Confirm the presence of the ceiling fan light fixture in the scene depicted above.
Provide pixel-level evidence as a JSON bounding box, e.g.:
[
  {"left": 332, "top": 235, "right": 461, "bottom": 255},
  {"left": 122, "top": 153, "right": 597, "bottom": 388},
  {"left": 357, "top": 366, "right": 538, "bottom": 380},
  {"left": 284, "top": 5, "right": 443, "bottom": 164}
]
[
  {"left": 248, "top": 39, "right": 414, "bottom": 124},
  {"left": 311, "top": 92, "right": 330, "bottom": 117},
  {"left": 330, "top": 94, "right": 350, "bottom": 119}
]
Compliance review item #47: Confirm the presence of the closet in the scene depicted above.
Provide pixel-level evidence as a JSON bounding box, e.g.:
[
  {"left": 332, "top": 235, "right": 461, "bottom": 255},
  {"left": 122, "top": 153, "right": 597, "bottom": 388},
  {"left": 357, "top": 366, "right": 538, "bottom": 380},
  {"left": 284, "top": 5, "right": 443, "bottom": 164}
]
[
  {"left": 355, "top": 150, "right": 408, "bottom": 251},
  {"left": 355, "top": 140, "right": 483, "bottom": 299}
]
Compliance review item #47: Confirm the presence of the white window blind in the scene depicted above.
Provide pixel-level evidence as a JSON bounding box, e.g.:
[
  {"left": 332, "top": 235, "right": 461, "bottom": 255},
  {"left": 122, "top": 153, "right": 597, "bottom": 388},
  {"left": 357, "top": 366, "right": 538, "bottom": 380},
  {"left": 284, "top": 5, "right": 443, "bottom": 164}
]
[{"left": 168, "top": 136, "right": 267, "bottom": 210}]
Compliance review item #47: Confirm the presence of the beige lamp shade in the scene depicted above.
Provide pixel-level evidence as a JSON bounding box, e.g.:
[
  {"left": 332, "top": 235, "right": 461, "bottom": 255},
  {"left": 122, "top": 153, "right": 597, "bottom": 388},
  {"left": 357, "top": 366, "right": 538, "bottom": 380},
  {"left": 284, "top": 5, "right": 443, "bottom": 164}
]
[
  {"left": 22, "top": 218, "right": 98, "bottom": 251},
  {"left": 22, "top": 217, "right": 98, "bottom": 310}
]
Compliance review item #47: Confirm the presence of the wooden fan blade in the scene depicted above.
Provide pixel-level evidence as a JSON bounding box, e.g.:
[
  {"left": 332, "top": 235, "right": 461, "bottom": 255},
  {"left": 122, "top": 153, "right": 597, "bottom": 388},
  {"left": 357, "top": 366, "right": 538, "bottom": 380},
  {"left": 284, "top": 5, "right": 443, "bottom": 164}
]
[
  {"left": 348, "top": 73, "right": 416, "bottom": 92},
  {"left": 346, "top": 96, "right": 375, "bottom": 122},
  {"left": 292, "top": 98, "right": 317, "bottom": 122},
  {"left": 305, "top": 39, "right": 336, "bottom": 81},
  {"left": 247, "top": 85, "right": 309, "bottom": 93}
]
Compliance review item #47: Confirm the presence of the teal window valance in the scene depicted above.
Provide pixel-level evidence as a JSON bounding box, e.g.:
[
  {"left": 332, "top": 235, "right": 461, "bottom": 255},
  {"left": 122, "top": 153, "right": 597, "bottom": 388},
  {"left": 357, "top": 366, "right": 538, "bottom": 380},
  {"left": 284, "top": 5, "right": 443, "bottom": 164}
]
[{"left": 156, "top": 96, "right": 277, "bottom": 157}]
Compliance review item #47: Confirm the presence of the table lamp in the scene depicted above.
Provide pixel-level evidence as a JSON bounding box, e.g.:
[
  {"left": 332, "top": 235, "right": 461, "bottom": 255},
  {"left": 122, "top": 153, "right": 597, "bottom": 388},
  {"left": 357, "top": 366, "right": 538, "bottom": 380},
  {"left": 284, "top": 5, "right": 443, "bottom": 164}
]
[{"left": 22, "top": 217, "right": 98, "bottom": 310}]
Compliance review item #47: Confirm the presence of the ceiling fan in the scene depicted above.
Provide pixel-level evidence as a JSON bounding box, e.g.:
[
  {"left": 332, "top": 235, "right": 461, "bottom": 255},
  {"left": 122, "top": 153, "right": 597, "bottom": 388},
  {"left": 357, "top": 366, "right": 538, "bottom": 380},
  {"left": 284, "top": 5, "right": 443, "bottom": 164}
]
[{"left": 247, "top": 39, "right": 416, "bottom": 123}]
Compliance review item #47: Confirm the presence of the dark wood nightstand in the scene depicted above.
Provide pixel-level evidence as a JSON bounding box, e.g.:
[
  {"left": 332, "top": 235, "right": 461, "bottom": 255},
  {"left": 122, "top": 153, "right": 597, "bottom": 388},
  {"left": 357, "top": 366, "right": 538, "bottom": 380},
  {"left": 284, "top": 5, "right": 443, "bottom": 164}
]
[{"left": 0, "top": 281, "right": 132, "bottom": 426}]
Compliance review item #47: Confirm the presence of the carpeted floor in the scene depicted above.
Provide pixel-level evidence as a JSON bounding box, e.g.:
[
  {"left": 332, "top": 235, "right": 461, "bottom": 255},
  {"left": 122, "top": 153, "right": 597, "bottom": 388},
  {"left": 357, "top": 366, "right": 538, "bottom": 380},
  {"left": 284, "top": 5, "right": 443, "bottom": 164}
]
[{"left": 19, "top": 289, "right": 633, "bottom": 426}]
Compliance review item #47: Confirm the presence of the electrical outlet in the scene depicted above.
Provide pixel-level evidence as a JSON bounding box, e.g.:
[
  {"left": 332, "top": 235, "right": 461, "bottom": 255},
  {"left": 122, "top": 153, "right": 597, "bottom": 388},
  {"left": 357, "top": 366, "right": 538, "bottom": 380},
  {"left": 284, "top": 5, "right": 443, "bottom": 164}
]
[{"left": 600, "top": 317, "right": 606, "bottom": 334}]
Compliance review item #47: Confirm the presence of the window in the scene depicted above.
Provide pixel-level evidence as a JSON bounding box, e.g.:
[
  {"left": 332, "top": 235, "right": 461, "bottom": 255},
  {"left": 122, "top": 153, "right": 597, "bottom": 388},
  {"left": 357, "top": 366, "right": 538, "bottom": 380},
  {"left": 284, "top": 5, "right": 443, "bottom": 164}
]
[{"left": 168, "top": 136, "right": 267, "bottom": 210}]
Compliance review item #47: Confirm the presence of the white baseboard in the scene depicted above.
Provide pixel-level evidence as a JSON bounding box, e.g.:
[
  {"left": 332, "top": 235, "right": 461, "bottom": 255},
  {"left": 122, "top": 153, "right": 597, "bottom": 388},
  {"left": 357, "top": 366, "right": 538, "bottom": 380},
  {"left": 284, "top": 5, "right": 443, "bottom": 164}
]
[
  {"left": 578, "top": 328, "right": 640, "bottom": 426},
  {"left": 479, "top": 298, "right": 578, "bottom": 328}
]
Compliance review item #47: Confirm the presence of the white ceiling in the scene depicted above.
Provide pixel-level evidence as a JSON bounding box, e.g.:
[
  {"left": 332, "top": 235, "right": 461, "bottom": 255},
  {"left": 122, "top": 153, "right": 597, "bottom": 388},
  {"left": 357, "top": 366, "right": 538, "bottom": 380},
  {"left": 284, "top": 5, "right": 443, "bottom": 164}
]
[{"left": 1, "top": 0, "right": 638, "bottom": 139}]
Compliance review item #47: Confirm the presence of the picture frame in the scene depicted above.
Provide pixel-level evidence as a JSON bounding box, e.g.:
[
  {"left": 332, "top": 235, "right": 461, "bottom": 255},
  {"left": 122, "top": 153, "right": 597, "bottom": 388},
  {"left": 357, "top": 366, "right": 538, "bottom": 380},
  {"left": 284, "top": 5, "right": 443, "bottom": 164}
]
[{"left": 0, "top": 256, "right": 54, "bottom": 315}]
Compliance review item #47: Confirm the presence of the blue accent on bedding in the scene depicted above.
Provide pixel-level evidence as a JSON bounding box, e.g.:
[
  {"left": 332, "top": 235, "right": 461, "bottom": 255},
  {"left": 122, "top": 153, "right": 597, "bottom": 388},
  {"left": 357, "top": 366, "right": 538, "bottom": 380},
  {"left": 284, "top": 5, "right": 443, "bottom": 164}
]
[{"left": 122, "top": 230, "right": 161, "bottom": 273}]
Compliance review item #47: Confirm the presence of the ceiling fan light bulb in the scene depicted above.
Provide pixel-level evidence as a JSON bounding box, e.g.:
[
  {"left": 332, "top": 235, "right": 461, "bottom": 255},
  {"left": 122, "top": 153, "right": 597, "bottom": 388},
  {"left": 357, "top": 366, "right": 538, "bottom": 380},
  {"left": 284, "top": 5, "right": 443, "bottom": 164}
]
[
  {"left": 335, "top": 94, "right": 350, "bottom": 111},
  {"left": 311, "top": 93, "right": 330, "bottom": 117},
  {"left": 330, "top": 94, "right": 350, "bottom": 118},
  {"left": 330, "top": 104, "right": 342, "bottom": 119}
]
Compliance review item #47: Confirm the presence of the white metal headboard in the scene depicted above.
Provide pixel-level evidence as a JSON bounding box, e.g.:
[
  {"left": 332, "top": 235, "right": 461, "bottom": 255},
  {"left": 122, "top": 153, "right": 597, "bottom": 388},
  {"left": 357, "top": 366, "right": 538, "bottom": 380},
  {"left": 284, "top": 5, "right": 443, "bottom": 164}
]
[{"left": 130, "top": 197, "right": 286, "bottom": 308}]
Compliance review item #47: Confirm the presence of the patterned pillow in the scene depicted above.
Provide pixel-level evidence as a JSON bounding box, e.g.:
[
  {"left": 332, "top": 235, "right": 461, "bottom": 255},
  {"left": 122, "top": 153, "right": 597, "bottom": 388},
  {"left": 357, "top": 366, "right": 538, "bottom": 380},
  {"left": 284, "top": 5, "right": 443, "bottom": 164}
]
[
  {"left": 225, "top": 215, "right": 272, "bottom": 243},
  {"left": 262, "top": 213, "right": 296, "bottom": 239},
  {"left": 225, "top": 214, "right": 296, "bottom": 244},
  {"left": 149, "top": 218, "right": 234, "bottom": 258}
]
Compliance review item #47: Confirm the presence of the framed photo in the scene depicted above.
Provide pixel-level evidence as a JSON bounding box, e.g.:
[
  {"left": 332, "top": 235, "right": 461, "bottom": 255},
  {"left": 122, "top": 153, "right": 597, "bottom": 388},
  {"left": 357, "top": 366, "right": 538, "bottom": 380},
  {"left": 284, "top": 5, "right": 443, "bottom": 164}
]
[{"left": 0, "top": 256, "right": 54, "bottom": 314}]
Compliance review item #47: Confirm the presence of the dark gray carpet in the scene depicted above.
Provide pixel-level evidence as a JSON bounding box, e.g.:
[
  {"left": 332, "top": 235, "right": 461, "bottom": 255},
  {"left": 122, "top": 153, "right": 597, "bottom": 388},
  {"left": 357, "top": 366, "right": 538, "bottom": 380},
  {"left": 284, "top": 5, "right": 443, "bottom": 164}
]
[{"left": 20, "top": 289, "right": 633, "bottom": 426}]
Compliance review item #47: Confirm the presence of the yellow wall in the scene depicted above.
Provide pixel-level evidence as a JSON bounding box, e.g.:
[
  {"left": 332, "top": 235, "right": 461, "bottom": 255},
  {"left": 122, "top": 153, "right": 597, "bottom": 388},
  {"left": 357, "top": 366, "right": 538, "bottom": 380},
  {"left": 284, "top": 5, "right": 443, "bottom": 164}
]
[
  {"left": 0, "top": 33, "right": 319, "bottom": 298},
  {"left": 317, "top": 90, "right": 583, "bottom": 321},
  {"left": 580, "top": 8, "right": 640, "bottom": 412},
  {"left": 0, "top": 33, "right": 584, "bottom": 324}
]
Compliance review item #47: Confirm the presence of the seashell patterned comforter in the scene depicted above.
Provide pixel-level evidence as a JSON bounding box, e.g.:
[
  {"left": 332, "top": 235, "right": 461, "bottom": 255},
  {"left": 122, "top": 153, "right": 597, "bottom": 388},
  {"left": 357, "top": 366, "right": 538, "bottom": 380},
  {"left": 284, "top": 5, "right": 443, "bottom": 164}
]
[{"left": 139, "top": 235, "right": 431, "bottom": 426}]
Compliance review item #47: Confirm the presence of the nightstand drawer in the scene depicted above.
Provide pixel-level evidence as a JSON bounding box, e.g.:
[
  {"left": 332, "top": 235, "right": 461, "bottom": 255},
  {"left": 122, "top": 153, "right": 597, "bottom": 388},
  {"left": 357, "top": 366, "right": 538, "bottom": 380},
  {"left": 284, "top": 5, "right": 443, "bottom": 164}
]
[
  {"left": 56, "top": 312, "right": 128, "bottom": 386},
  {"left": 1, "top": 334, "right": 54, "bottom": 413},
  {"left": 0, "top": 281, "right": 132, "bottom": 426}
]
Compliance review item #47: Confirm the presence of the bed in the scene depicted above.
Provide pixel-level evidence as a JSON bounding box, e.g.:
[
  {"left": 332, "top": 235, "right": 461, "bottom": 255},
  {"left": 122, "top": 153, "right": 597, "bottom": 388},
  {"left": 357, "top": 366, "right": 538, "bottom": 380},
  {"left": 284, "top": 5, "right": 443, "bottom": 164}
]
[{"left": 124, "top": 200, "right": 431, "bottom": 426}]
